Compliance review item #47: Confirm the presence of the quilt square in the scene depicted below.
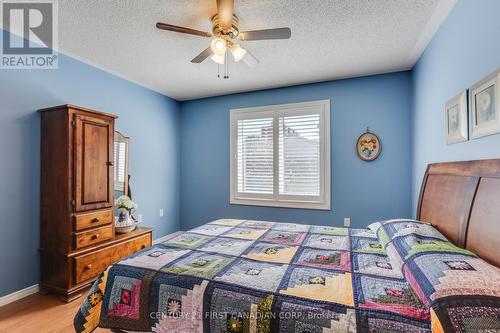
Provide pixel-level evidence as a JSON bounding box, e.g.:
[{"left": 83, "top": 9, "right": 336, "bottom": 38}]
[
  {"left": 241, "top": 242, "right": 299, "bottom": 264},
  {"left": 351, "top": 237, "right": 385, "bottom": 255},
  {"left": 310, "top": 226, "right": 348, "bottom": 236},
  {"left": 221, "top": 227, "right": 268, "bottom": 240},
  {"left": 349, "top": 228, "right": 377, "bottom": 238},
  {"left": 357, "top": 310, "right": 430, "bottom": 332},
  {"left": 208, "top": 219, "right": 244, "bottom": 227},
  {"left": 162, "top": 233, "right": 213, "bottom": 249},
  {"left": 302, "top": 234, "right": 349, "bottom": 250},
  {"left": 351, "top": 253, "right": 403, "bottom": 279},
  {"left": 273, "top": 297, "right": 357, "bottom": 333},
  {"left": 354, "top": 274, "right": 428, "bottom": 320},
  {"left": 99, "top": 266, "right": 154, "bottom": 330},
  {"left": 406, "top": 253, "right": 499, "bottom": 301},
  {"left": 294, "top": 248, "right": 350, "bottom": 271},
  {"left": 279, "top": 266, "right": 354, "bottom": 306},
  {"left": 204, "top": 282, "right": 274, "bottom": 333},
  {"left": 392, "top": 234, "right": 474, "bottom": 260},
  {"left": 215, "top": 259, "right": 288, "bottom": 292},
  {"left": 272, "top": 222, "right": 310, "bottom": 232},
  {"left": 383, "top": 220, "right": 447, "bottom": 241},
  {"left": 432, "top": 297, "right": 500, "bottom": 333},
  {"left": 189, "top": 224, "right": 233, "bottom": 236},
  {"left": 240, "top": 220, "right": 275, "bottom": 229},
  {"left": 74, "top": 270, "right": 109, "bottom": 333},
  {"left": 260, "top": 230, "right": 306, "bottom": 245},
  {"left": 197, "top": 237, "right": 254, "bottom": 256},
  {"left": 119, "top": 245, "right": 191, "bottom": 271},
  {"left": 149, "top": 273, "right": 208, "bottom": 332},
  {"left": 161, "top": 252, "right": 235, "bottom": 279}
]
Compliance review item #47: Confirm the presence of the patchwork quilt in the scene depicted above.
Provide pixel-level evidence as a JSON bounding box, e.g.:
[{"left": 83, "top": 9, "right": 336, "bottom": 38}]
[{"left": 74, "top": 219, "right": 500, "bottom": 332}]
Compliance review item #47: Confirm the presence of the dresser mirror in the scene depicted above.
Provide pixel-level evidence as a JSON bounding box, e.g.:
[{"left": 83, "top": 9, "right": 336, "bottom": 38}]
[{"left": 114, "top": 131, "right": 130, "bottom": 198}]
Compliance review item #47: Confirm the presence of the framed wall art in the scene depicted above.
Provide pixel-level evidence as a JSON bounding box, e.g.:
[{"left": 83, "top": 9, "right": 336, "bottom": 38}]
[
  {"left": 445, "top": 90, "right": 468, "bottom": 144},
  {"left": 470, "top": 69, "right": 500, "bottom": 139},
  {"left": 356, "top": 129, "right": 381, "bottom": 161}
]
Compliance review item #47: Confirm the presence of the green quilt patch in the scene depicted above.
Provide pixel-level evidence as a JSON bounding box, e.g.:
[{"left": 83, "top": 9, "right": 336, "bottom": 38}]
[{"left": 405, "top": 241, "right": 474, "bottom": 260}]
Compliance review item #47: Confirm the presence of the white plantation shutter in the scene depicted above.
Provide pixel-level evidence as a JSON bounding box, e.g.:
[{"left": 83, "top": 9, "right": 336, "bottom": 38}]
[
  {"left": 114, "top": 141, "right": 126, "bottom": 189},
  {"left": 237, "top": 117, "right": 274, "bottom": 196},
  {"left": 279, "top": 114, "right": 320, "bottom": 196},
  {"left": 230, "top": 100, "right": 330, "bottom": 209}
]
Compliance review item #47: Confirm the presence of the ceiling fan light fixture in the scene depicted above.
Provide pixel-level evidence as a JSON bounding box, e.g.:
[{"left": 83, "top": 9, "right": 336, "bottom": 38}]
[
  {"left": 211, "top": 53, "right": 225, "bottom": 64},
  {"left": 210, "top": 37, "right": 227, "bottom": 56},
  {"left": 230, "top": 43, "right": 246, "bottom": 62}
]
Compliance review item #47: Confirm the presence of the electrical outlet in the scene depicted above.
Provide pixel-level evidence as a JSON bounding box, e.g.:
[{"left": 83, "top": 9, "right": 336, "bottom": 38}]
[
  {"left": 344, "top": 217, "right": 351, "bottom": 227},
  {"left": 159, "top": 209, "right": 164, "bottom": 217},
  {"left": 137, "top": 214, "right": 143, "bottom": 223}
]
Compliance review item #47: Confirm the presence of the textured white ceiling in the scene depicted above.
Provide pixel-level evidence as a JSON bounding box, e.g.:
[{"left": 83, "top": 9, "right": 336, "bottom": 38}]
[{"left": 58, "top": 0, "right": 456, "bottom": 101}]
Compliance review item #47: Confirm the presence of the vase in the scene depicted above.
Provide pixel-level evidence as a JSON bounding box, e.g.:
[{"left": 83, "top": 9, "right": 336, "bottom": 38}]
[
  {"left": 116, "top": 208, "right": 137, "bottom": 233},
  {"left": 117, "top": 208, "right": 132, "bottom": 225}
]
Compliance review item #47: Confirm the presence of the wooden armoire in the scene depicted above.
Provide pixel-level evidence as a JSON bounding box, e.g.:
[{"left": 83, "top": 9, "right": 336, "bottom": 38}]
[{"left": 39, "top": 104, "right": 152, "bottom": 302}]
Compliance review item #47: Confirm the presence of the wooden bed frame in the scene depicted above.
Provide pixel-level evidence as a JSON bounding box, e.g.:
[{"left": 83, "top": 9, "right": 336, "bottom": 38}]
[{"left": 417, "top": 158, "right": 500, "bottom": 267}]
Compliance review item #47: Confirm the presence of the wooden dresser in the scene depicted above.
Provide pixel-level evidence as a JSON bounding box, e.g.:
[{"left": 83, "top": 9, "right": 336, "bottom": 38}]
[{"left": 39, "top": 104, "right": 153, "bottom": 302}]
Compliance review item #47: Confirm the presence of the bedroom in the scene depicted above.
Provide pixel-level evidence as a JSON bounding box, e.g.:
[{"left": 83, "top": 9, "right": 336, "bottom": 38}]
[{"left": 0, "top": 0, "right": 499, "bottom": 332}]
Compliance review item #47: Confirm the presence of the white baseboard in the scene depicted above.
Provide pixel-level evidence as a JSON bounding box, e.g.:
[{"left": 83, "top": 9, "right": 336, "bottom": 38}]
[
  {"left": 153, "top": 231, "right": 183, "bottom": 244},
  {"left": 0, "top": 284, "right": 39, "bottom": 307}
]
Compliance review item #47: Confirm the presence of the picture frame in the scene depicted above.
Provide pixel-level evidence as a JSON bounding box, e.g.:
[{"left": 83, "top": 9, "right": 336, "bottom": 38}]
[
  {"left": 470, "top": 69, "right": 500, "bottom": 139},
  {"left": 445, "top": 90, "right": 468, "bottom": 144},
  {"left": 356, "top": 129, "right": 381, "bottom": 161}
]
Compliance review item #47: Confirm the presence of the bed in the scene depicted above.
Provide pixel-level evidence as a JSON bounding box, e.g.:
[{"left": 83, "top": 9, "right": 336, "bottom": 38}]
[{"left": 74, "top": 159, "right": 500, "bottom": 332}]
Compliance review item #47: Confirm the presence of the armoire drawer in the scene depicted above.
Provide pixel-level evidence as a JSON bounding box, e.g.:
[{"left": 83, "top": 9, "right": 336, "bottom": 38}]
[
  {"left": 74, "top": 225, "right": 114, "bottom": 249},
  {"left": 74, "top": 234, "right": 151, "bottom": 284},
  {"left": 74, "top": 209, "right": 113, "bottom": 231}
]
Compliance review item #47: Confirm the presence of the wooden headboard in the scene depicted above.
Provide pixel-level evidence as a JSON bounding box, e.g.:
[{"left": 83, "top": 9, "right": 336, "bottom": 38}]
[{"left": 417, "top": 159, "right": 500, "bottom": 267}]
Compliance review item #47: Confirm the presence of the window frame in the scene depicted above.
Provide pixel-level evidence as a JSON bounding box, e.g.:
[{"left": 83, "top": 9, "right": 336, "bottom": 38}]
[{"left": 229, "top": 99, "right": 331, "bottom": 210}]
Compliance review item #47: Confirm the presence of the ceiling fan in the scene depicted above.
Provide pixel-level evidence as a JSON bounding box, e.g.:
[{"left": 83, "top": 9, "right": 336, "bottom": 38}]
[{"left": 156, "top": 0, "right": 291, "bottom": 78}]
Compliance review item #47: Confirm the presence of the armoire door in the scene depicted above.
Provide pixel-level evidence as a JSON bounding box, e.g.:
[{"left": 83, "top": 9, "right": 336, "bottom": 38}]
[{"left": 74, "top": 114, "right": 114, "bottom": 212}]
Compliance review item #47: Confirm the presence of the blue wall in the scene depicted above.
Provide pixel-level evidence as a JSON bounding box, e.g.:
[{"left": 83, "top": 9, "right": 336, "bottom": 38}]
[
  {"left": 180, "top": 72, "right": 412, "bottom": 230},
  {"left": 0, "top": 42, "right": 181, "bottom": 297},
  {"left": 411, "top": 0, "right": 500, "bottom": 213}
]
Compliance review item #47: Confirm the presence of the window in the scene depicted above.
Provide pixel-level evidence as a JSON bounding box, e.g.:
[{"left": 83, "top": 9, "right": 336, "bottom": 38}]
[{"left": 230, "top": 100, "right": 330, "bottom": 209}]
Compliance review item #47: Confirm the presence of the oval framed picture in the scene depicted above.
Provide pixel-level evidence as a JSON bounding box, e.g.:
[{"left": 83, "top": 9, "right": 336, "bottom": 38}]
[{"left": 356, "top": 131, "right": 381, "bottom": 161}]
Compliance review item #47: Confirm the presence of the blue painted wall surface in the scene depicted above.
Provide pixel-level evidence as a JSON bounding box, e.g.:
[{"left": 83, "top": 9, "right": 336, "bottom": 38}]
[
  {"left": 180, "top": 72, "right": 412, "bottom": 230},
  {"left": 411, "top": 0, "right": 500, "bottom": 213},
  {"left": 0, "top": 44, "right": 181, "bottom": 297}
]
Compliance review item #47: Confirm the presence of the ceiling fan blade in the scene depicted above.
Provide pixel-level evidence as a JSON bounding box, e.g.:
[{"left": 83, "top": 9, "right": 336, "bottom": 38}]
[
  {"left": 238, "top": 28, "right": 291, "bottom": 41},
  {"left": 242, "top": 49, "right": 259, "bottom": 68},
  {"left": 156, "top": 22, "right": 211, "bottom": 38},
  {"left": 191, "top": 47, "right": 213, "bottom": 63},
  {"left": 217, "top": 0, "right": 234, "bottom": 31}
]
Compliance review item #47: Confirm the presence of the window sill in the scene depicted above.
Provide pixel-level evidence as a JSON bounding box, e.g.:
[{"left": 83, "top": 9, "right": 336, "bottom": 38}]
[{"left": 230, "top": 197, "right": 331, "bottom": 210}]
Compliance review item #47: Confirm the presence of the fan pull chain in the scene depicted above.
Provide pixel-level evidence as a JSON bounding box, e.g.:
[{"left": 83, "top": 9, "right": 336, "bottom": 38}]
[
  {"left": 217, "top": 63, "right": 220, "bottom": 78},
  {"left": 224, "top": 49, "right": 229, "bottom": 79}
]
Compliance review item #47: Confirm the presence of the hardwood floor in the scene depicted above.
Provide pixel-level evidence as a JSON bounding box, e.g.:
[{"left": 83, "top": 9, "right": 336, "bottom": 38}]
[{"left": 0, "top": 291, "right": 108, "bottom": 333}]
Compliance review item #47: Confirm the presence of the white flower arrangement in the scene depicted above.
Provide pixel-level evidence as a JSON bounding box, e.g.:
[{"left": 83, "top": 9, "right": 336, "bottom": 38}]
[{"left": 115, "top": 195, "right": 138, "bottom": 212}]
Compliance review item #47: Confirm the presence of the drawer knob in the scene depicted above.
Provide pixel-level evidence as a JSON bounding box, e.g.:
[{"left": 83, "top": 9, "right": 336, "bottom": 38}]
[
  {"left": 84, "top": 264, "right": 92, "bottom": 270},
  {"left": 91, "top": 217, "right": 100, "bottom": 223},
  {"left": 141, "top": 244, "right": 146, "bottom": 249},
  {"left": 91, "top": 234, "right": 100, "bottom": 240}
]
